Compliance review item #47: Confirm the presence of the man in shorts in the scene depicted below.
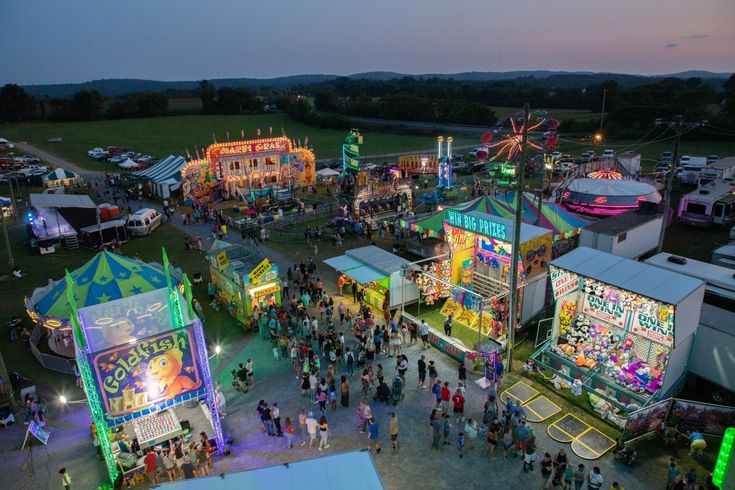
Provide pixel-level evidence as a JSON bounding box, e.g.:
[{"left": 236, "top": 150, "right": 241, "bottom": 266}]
[
  {"left": 451, "top": 388, "right": 465, "bottom": 424},
  {"left": 367, "top": 418, "right": 381, "bottom": 454},
  {"left": 419, "top": 320, "right": 430, "bottom": 349}
]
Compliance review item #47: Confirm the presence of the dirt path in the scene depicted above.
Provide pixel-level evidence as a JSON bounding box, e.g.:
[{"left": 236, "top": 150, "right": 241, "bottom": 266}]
[{"left": 13, "top": 142, "right": 104, "bottom": 178}]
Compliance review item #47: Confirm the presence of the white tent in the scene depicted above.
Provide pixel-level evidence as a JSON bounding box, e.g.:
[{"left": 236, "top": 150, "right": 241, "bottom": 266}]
[
  {"left": 132, "top": 155, "right": 187, "bottom": 198},
  {"left": 316, "top": 167, "right": 340, "bottom": 178},
  {"left": 118, "top": 158, "right": 140, "bottom": 169}
]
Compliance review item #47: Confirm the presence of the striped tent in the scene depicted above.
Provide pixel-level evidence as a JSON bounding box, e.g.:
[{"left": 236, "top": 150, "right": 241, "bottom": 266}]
[
  {"left": 402, "top": 193, "right": 591, "bottom": 241},
  {"left": 133, "top": 155, "right": 187, "bottom": 184},
  {"left": 28, "top": 251, "right": 176, "bottom": 328}
]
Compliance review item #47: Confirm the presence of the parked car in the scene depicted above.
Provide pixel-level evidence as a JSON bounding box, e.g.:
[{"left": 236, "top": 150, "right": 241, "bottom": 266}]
[
  {"left": 127, "top": 208, "right": 162, "bottom": 236},
  {"left": 21, "top": 155, "right": 40, "bottom": 164},
  {"left": 707, "top": 155, "right": 720, "bottom": 164},
  {"left": 87, "top": 147, "right": 105, "bottom": 157},
  {"left": 660, "top": 151, "right": 673, "bottom": 164},
  {"left": 0, "top": 138, "right": 14, "bottom": 151},
  {"left": 602, "top": 149, "right": 616, "bottom": 158},
  {"left": 47, "top": 136, "right": 62, "bottom": 143},
  {"left": 654, "top": 164, "right": 672, "bottom": 176}
]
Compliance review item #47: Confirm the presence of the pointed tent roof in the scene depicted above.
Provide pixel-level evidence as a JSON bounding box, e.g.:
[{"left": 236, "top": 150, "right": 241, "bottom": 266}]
[
  {"left": 209, "top": 239, "right": 235, "bottom": 254},
  {"left": 402, "top": 192, "right": 591, "bottom": 241},
  {"left": 33, "top": 251, "right": 174, "bottom": 320},
  {"left": 43, "top": 168, "right": 80, "bottom": 182}
]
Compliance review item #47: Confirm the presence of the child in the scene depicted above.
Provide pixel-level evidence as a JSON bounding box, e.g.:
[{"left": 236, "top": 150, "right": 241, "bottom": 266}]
[
  {"left": 457, "top": 431, "right": 466, "bottom": 459},
  {"left": 442, "top": 414, "right": 451, "bottom": 445},
  {"left": 328, "top": 384, "right": 337, "bottom": 411}
]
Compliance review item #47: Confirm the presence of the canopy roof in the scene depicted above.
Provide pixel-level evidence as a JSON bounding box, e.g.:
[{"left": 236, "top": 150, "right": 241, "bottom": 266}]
[
  {"left": 346, "top": 246, "right": 410, "bottom": 276},
  {"left": 552, "top": 247, "right": 704, "bottom": 305},
  {"left": 316, "top": 167, "right": 340, "bottom": 177},
  {"left": 31, "top": 251, "right": 174, "bottom": 321},
  {"left": 567, "top": 178, "right": 656, "bottom": 197},
  {"left": 30, "top": 193, "right": 96, "bottom": 209},
  {"left": 133, "top": 155, "right": 186, "bottom": 183},
  {"left": 402, "top": 193, "right": 591, "bottom": 241},
  {"left": 118, "top": 158, "right": 141, "bottom": 169},
  {"left": 163, "top": 451, "right": 384, "bottom": 490},
  {"left": 43, "top": 168, "right": 80, "bottom": 182}
]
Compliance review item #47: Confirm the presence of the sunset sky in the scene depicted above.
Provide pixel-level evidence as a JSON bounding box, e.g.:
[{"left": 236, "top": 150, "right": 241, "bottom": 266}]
[{"left": 3, "top": 0, "right": 733, "bottom": 85}]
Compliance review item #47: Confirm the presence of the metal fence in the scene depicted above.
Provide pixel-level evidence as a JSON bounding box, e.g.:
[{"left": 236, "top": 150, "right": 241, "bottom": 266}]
[{"left": 29, "top": 325, "right": 75, "bottom": 374}]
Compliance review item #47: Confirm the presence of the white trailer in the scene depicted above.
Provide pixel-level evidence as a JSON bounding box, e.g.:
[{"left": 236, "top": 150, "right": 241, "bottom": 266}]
[
  {"left": 677, "top": 179, "right": 735, "bottom": 227},
  {"left": 578, "top": 207, "right": 663, "bottom": 259},
  {"left": 697, "top": 156, "right": 735, "bottom": 187}
]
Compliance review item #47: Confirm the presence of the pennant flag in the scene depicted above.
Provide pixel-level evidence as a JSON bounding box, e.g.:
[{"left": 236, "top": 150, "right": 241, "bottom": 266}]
[
  {"left": 256, "top": 128, "right": 261, "bottom": 137},
  {"left": 241, "top": 129, "right": 245, "bottom": 138},
  {"left": 269, "top": 127, "right": 273, "bottom": 136},
  {"left": 186, "top": 148, "right": 191, "bottom": 159},
  {"left": 226, "top": 131, "right": 230, "bottom": 140},
  {"left": 212, "top": 132, "right": 217, "bottom": 144},
  {"left": 64, "top": 269, "right": 86, "bottom": 350},
  {"left": 281, "top": 126, "right": 286, "bottom": 136},
  {"left": 304, "top": 136, "right": 309, "bottom": 147},
  {"left": 195, "top": 146, "right": 200, "bottom": 159}
]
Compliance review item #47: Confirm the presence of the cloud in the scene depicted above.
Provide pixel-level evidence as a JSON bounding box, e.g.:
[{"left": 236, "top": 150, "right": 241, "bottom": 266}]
[
  {"left": 682, "top": 34, "right": 709, "bottom": 39},
  {"left": 664, "top": 43, "right": 679, "bottom": 48}
]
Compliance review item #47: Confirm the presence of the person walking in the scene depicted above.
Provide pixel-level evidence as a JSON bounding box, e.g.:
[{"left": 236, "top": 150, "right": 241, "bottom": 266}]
[
  {"left": 306, "top": 411, "right": 318, "bottom": 449},
  {"left": 587, "top": 466, "right": 603, "bottom": 490},
  {"left": 573, "top": 464, "right": 586, "bottom": 490},
  {"left": 452, "top": 388, "right": 466, "bottom": 424},
  {"left": 486, "top": 417, "right": 500, "bottom": 458},
  {"left": 367, "top": 418, "right": 381, "bottom": 454},
  {"left": 345, "top": 347, "right": 355, "bottom": 376},
  {"left": 340, "top": 375, "right": 350, "bottom": 408},
  {"left": 298, "top": 409, "right": 307, "bottom": 446},
  {"left": 458, "top": 362, "right": 467, "bottom": 388},
  {"left": 389, "top": 412, "right": 399, "bottom": 453},
  {"left": 271, "top": 402, "right": 283, "bottom": 436},
  {"left": 430, "top": 413, "right": 443, "bottom": 451},
  {"left": 396, "top": 355, "right": 408, "bottom": 385},
  {"left": 144, "top": 448, "right": 159, "bottom": 485},
  {"left": 284, "top": 417, "right": 295, "bottom": 449},
  {"left": 522, "top": 439, "right": 537, "bottom": 473},
  {"left": 444, "top": 314, "right": 453, "bottom": 337},
  {"left": 541, "top": 452, "right": 553, "bottom": 485},
  {"left": 318, "top": 415, "right": 330, "bottom": 451},
  {"left": 417, "top": 355, "right": 427, "bottom": 388},
  {"left": 59, "top": 468, "right": 72, "bottom": 489},
  {"left": 419, "top": 320, "right": 430, "bottom": 348},
  {"left": 666, "top": 460, "right": 680, "bottom": 489},
  {"left": 457, "top": 431, "right": 465, "bottom": 459}
]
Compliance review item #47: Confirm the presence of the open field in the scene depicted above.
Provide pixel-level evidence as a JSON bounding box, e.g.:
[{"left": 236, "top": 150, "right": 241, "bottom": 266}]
[{"left": 0, "top": 113, "right": 476, "bottom": 171}]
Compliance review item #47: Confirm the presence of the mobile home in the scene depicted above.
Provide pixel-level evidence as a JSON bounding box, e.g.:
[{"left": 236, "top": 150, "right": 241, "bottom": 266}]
[
  {"left": 697, "top": 156, "right": 735, "bottom": 187},
  {"left": 677, "top": 179, "right": 735, "bottom": 227}
]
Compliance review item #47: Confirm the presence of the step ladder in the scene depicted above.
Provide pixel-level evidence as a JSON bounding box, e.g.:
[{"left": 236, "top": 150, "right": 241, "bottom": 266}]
[
  {"left": 65, "top": 235, "right": 79, "bottom": 250},
  {"left": 471, "top": 273, "right": 508, "bottom": 299}
]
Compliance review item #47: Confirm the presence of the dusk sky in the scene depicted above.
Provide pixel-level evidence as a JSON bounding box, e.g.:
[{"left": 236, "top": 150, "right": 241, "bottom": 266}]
[{"left": 4, "top": 0, "right": 734, "bottom": 85}]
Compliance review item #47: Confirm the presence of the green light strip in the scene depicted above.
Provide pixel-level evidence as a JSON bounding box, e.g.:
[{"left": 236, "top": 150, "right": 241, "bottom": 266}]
[{"left": 713, "top": 427, "right": 734, "bottom": 488}]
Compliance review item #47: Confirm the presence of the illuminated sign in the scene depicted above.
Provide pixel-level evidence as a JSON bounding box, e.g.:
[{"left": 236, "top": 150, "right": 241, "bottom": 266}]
[
  {"left": 93, "top": 329, "right": 203, "bottom": 417},
  {"left": 248, "top": 258, "right": 271, "bottom": 284},
  {"left": 445, "top": 209, "right": 507, "bottom": 241},
  {"left": 251, "top": 285, "right": 280, "bottom": 297},
  {"left": 216, "top": 251, "right": 229, "bottom": 271},
  {"left": 582, "top": 293, "right": 628, "bottom": 328},
  {"left": 631, "top": 310, "right": 674, "bottom": 346}
]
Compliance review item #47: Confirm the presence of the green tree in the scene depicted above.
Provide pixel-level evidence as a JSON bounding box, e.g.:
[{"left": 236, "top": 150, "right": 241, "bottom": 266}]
[
  {"left": 136, "top": 92, "right": 168, "bottom": 117},
  {"left": 198, "top": 80, "right": 216, "bottom": 113},
  {"left": 0, "top": 84, "right": 36, "bottom": 122},
  {"left": 70, "top": 89, "right": 104, "bottom": 121}
]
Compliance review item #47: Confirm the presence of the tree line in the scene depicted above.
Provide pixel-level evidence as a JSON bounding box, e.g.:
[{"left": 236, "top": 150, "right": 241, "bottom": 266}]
[{"left": 2, "top": 74, "right": 734, "bottom": 138}]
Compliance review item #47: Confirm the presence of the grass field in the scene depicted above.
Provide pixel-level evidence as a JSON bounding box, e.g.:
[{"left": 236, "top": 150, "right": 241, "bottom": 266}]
[{"left": 0, "top": 113, "right": 475, "bottom": 171}]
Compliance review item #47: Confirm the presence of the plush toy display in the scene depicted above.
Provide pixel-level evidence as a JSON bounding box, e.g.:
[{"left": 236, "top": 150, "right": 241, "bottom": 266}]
[
  {"left": 554, "top": 314, "right": 622, "bottom": 369},
  {"left": 603, "top": 342, "right": 668, "bottom": 394}
]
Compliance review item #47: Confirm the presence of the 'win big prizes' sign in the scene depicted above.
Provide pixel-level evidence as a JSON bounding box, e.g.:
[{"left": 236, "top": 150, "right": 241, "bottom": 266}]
[{"left": 582, "top": 293, "right": 628, "bottom": 328}]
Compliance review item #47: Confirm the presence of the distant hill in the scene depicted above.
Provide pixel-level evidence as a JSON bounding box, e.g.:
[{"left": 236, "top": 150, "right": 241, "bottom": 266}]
[{"left": 22, "top": 70, "right": 733, "bottom": 98}]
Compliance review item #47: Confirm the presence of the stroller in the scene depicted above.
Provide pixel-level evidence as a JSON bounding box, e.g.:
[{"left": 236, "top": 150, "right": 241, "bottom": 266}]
[
  {"left": 390, "top": 376, "right": 404, "bottom": 406},
  {"left": 373, "top": 382, "right": 391, "bottom": 404}
]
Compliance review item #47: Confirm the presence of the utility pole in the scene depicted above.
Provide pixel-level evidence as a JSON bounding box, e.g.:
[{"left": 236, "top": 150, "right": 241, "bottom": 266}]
[
  {"left": 506, "top": 103, "right": 528, "bottom": 374},
  {"left": 599, "top": 89, "right": 607, "bottom": 132},
  {"left": 2, "top": 153, "right": 15, "bottom": 269},
  {"left": 655, "top": 116, "right": 704, "bottom": 253}
]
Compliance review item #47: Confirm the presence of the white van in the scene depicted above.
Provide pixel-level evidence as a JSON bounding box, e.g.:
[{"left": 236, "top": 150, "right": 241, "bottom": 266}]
[{"left": 127, "top": 208, "right": 162, "bottom": 236}]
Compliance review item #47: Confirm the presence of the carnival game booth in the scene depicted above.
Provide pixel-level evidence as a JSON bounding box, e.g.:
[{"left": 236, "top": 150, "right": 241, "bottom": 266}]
[
  {"left": 324, "top": 245, "right": 420, "bottom": 312},
  {"left": 42, "top": 168, "right": 81, "bottom": 188},
  {"left": 534, "top": 247, "right": 705, "bottom": 410},
  {"left": 207, "top": 240, "right": 281, "bottom": 325},
  {"left": 24, "top": 252, "right": 179, "bottom": 371},
  {"left": 561, "top": 179, "right": 661, "bottom": 217},
  {"left": 180, "top": 136, "right": 315, "bottom": 205},
  {"left": 70, "top": 271, "right": 224, "bottom": 486}
]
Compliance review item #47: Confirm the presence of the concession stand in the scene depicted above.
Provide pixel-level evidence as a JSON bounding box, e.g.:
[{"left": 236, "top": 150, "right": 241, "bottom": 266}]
[
  {"left": 207, "top": 241, "right": 281, "bottom": 325},
  {"left": 533, "top": 247, "right": 705, "bottom": 409},
  {"left": 70, "top": 257, "right": 224, "bottom": 485}
]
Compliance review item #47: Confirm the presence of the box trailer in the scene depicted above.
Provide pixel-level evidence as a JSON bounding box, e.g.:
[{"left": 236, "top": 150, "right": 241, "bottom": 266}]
[{"left": 578, "top": 206, "right": 663, "bottom": 259}]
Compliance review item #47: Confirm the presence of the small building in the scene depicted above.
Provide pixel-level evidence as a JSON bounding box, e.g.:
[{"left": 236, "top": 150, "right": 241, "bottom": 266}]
[
  {"left": 207, "top": 241, "right": 281, "bottom": 325},
  {"left": 578, "top": 206, "right": 664, "bottom": 259}
]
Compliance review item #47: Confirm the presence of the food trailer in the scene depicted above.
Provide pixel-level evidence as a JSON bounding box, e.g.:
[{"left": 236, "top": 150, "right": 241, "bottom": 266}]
[
  {"left": 207, "top": 241, "right": 281, "bottom": 325},
  {"left": 533, "top": 247, "right": 705, "bottom": 409}
]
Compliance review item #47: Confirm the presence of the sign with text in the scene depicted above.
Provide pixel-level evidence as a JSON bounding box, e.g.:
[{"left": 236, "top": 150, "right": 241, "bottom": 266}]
[
  {"left": 550, "top": 266, "right": 580, "bottom": 300},
  {"left": 445, "top": 209, "right": 508, "bottom": 241},
  {"left": 630, "top": 310, "right": 674, "bottom": 346},
  {"left": 216, "top": 251, "right": 229, "bottom": 271},
  {"left": 92, "top": 328, "right": 203, "bottom": 417},
  {"left": 248, "top": 258, "right": 271, "bottom": 284},
  {"left": 28, "top": 421, "right": 50, "bottom": 445},
  {"left": 581, "top": 293, "right": 628, "bottom": 328}
]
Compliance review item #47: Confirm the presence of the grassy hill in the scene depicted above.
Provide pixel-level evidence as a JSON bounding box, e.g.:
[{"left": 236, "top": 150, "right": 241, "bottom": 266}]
[{"left": 1, "top": 113, "right": 475, "bottom": 171}]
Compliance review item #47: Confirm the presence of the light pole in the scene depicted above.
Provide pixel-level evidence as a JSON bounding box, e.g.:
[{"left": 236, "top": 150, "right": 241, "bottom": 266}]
[
  {"left": 506, "top": 103, "right": 529, "bottom": 374},
  {"left": 1, "top": 153, "right": 14, "bottom": 269}
]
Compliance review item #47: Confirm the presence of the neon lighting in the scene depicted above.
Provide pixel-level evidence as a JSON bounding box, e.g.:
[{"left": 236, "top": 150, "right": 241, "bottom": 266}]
[{"left": 713, "top": 427, "right": 734, "bottom": 488}]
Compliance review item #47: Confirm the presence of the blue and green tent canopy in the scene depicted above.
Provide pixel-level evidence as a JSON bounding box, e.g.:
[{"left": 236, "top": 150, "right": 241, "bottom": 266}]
[{"left": 32, "top": 251, "right": 175, "bottom": 323}]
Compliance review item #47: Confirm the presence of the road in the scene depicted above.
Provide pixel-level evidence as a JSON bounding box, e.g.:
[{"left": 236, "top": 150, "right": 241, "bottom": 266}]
[{"left": 13, "top": 142, "right": 104, "bottom": 179}]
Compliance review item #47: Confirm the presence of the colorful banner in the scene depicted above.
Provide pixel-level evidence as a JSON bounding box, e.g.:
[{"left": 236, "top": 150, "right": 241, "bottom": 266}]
[
  {"left": 92, "top": 328, "right": 203, "bottom": 417},
  {"left": 581, "top": 292, "right": 628, "bottom": 328},
  {"left": 520, "top": 232, "right": 553, "bottom": 280},
  {"left": 28, "top": 420, "right": 50, "bottom": 445},
  {"left": 445, "top": 209, "right": 507, "bottom": 241},
  {"left": 550, "top": 266, "right": 580, "bottom": 300},
  {"left": 621, "top": 399, "right": 672, "bottom": 442},
  {"left": 216, "top": 251, "right": 229, "bottom": 271}
]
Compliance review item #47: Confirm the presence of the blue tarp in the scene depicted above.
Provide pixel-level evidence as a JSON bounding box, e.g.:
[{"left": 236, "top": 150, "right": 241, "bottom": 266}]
[{"left": 160, "top": 451, "right": 384, "bottom": 490}]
